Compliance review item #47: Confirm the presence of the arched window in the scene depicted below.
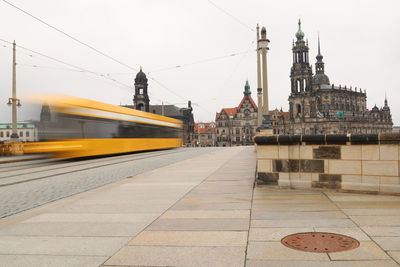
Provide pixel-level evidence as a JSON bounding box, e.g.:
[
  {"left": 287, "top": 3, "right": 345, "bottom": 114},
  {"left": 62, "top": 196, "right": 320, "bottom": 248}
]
[
  {"left": 137, "top": 103, "right": 144, "bottom": 111},
  {"left": 296, "top": 104, "right": 302, "bottom": 116}
]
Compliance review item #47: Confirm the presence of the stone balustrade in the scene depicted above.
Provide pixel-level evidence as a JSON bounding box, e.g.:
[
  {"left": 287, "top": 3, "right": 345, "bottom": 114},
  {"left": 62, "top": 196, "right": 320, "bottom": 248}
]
[{"left": 254, "top": 133, "right": 400, "bottom": 195}]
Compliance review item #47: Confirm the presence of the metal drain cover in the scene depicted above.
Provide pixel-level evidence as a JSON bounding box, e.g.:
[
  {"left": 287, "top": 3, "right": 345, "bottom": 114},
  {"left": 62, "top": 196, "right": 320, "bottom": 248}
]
[{"left": 281, "top": 232, "right": 359, "bottom": 253}]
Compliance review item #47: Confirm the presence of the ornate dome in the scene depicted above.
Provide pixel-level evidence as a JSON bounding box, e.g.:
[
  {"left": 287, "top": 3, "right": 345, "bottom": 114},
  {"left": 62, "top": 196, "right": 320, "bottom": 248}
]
[
  {"left": 312, "top": 73, "right": 330, "bottom": 86},
  {"left": 135, "top": 67, "right": 147, "bottom": 82}
]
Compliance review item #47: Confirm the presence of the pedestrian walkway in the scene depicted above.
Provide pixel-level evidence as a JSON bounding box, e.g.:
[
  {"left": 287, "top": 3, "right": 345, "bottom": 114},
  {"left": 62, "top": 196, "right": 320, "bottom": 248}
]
[{"left": 0, "top": 146, "right": 399, "bottom": 266}]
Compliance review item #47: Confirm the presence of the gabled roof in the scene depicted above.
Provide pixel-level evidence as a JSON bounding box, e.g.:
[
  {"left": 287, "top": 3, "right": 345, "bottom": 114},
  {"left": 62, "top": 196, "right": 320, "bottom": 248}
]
[
  {"left": 238, "top": 95, "right": 258, "bottom": 111},
  {"left": 215, "top": 95, "right": 258, "bottom": 120}
]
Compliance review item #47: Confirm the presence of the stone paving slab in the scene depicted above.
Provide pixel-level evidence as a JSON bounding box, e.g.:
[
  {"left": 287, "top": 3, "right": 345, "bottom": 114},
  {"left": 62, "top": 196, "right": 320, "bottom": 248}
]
[
  {"left": 160, "top": 210, "right": 250, "bottom": 219},
  {"left": 0, "top": 222, "right": 149, "bottom": 237},
  {"left": 373, "top": 237, "right": 400, "bottom": 250},
  {"left": 129, "top": 230, "right": 248, "bottom": 246},
  {"left": 247, "top": 241, "right": 330, "bottom": 261},
  {"left": 246, "top": 259, "right": 399, "bottom": 267},
  {"left": 251, "top": 210, "right": 347, "bottom": 220},
  {"left": 328, "top": 241, "right": 391, "bottom": 260},
  {"left": 103, "top": 246, "right": 246, "bottom": 267},
  {"left": 0, "top": 236, "right": 130, "bottom": 256},
  {"left": 0, "top": 255, "right": 108, "bottom": 267},
  {"left": 362, "top": 226, "right": 400, "bottom": 236},
  {"left": 251, "top": 218, "right": 357, "bottom": 228}
]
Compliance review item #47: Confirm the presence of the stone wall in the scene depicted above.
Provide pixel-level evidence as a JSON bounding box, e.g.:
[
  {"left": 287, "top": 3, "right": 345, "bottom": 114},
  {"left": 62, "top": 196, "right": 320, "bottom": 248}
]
[{"left": 254, "top": 133, "right": 400, "bottom": 195}]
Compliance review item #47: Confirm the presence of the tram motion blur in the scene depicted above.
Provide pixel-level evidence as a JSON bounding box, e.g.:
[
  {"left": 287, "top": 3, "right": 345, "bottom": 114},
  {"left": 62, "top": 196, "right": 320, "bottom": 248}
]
[{"left": 24, "top": 95, "right": 183, "bottom": 158}]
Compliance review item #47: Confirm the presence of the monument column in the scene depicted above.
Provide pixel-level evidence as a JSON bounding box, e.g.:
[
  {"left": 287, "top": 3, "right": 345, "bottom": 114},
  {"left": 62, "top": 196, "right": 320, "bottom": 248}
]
[
  {"left": 256, "top": 24, "right": 263, "bottom": 127},
  {"left": 257, "top": 26, "right": 273, "bottom": 132}
]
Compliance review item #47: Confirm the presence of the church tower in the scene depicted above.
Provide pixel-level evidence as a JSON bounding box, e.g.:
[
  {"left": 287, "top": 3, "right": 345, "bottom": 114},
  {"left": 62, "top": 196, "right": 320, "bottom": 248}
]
[
  {"left": 312, "top": 35, "right": 330, "bottom": 89},
  {"left": 290, "top": 19, "right": 313, "bottom": 94},
  {"left": 133, "top": 67, "right": 150, "bottom": 112}
]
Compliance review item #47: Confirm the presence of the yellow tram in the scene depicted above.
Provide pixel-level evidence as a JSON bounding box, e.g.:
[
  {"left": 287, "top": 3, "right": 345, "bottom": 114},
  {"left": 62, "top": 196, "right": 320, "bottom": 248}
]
[{"left": 24, "top": 95, "right": 183, "bottom": 158}]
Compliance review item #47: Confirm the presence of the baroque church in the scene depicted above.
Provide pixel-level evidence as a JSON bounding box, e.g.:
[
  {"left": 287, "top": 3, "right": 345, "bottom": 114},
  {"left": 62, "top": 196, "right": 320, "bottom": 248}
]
[
  {"left": 215, "top": 81, "right": 258, "bottom": 146},
  {"left": 123, "top": 68, "right": 194, "bottom": 145},
  {"left": 273, "top": 20, "right": 392, "bottom": 135}
]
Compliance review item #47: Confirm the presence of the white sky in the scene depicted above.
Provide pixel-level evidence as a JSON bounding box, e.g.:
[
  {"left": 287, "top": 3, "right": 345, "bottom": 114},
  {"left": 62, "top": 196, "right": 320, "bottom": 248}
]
[{"left": 0, "top": 0, "right": 399, "bottom": 124}]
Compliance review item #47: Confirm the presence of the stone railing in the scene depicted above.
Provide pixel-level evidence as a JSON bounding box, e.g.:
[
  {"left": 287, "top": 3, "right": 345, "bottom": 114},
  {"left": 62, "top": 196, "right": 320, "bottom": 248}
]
[{"left": 254, "top": 133, "right": 400, "bottom": 195}]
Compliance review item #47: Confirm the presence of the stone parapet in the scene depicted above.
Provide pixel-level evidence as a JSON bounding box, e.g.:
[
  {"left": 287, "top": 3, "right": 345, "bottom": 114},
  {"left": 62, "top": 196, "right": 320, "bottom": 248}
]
[{"left": 255, "top": 133, "right": 400, "bottom": 195}]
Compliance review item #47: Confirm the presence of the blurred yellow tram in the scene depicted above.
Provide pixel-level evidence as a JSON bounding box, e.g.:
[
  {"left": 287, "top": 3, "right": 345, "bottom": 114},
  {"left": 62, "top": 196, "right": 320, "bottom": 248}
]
[{"left": 24, "top": 95, "right": 183, "bottom": 158}]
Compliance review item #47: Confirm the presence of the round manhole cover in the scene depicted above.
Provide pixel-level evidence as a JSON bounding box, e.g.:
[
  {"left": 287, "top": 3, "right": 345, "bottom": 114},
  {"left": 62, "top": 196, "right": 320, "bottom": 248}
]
[{"left": 281, "top": 232, "right": 359, "bottom": 253}]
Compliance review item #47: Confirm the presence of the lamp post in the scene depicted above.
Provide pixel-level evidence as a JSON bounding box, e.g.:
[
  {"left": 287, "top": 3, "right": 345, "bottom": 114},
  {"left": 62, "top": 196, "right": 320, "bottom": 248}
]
[
  {"left": 8, "top": 41, "right": 22, "bottom": 141},
  {"left": 7, "top": 41, "right": 23, "bottom": 155}
]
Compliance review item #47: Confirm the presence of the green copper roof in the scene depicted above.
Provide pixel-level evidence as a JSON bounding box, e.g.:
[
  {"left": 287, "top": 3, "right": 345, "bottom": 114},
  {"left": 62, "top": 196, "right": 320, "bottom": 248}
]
[{"left": 296, "top": 19, "right": 304, "bottom": 40}]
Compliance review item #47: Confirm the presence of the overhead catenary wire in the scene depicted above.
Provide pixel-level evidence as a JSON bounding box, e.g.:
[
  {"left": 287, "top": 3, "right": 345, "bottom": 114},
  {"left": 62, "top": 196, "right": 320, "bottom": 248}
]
[
  {"left": 0, "top": 38, "right": 133, "bottom": 90},
  {"left": 1, "top": 0, "right": 189, "bottom": 103},
  {"left": 206, "top": 0, "right": 254, "bottom": 32},
  {"left": 1, "top": 0, "right": 138, "bottom": 72}
]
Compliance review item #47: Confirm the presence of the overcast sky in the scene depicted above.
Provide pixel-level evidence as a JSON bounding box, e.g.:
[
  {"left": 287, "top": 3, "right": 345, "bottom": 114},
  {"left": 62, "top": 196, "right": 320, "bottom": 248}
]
[{"left": 0, "top": 0, "right": 399, "bottom": 124}]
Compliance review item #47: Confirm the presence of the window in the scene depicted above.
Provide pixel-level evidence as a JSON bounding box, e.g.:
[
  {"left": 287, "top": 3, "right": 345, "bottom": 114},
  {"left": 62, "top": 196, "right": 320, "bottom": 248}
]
[
  {"left": 139, "top": 88, "right": 144, "bottom": 95},
  {"left": 20, "top": 131, "right": 23, "bottom": 137},
  {"left": 6, "top": 132, "right": 10, "bottom": 137},
  {"left": 26, "top": 131, "right": 30, "bottom": 137},
  {"left": 0, "top": 132, "right": 2, "bottom": 137}
]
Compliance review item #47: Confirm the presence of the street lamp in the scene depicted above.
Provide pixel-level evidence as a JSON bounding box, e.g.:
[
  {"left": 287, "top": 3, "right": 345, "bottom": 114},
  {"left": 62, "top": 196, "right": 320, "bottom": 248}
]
[{"left": 6, "top": 41, "right": 23, "bottom": 155}]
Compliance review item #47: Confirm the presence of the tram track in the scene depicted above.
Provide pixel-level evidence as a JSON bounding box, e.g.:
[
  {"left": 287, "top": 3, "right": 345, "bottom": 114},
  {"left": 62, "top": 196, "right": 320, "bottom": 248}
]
[{"left": 0, "top": 148, "right": 189, "bottom": 187}]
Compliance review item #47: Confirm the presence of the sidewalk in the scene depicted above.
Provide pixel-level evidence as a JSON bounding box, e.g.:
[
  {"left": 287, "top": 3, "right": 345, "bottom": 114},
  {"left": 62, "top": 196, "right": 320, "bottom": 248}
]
[{"left": 0, "top": 146, "right": 399, "bottom": 266}]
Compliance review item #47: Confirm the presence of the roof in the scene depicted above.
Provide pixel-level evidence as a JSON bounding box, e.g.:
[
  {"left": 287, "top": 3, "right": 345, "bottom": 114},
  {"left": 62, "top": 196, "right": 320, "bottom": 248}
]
[
  {"left": 150, "top": 105, "right": 182, "bottom": 117},
  {"left": 215, "top": 95, "right": 258, "bottom": 120},
  {"left": 0, "top": 122, "right": 36, "bottom": 129},
  {"left": 215, "top": 107, "right": 238, "bottom": 120},
  {"left": 238, "top": 95, "right": 258, "bottom": 111},
  {"left": 194, "top": 122, "right": 216, "bottom": 134}
]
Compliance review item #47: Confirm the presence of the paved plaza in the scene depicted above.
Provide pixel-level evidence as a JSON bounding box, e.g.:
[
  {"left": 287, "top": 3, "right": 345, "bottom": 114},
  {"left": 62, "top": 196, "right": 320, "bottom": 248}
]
[{"left": 0, "top": 146, "right": 399, "bottom": 266}]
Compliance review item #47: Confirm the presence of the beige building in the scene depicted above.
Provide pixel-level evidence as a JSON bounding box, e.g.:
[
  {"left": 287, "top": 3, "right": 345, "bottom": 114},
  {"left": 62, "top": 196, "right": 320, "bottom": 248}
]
[
  {"left": 0, "top": 122, "right": 38, "bottom": 142},
  {"left": 273, "top": 20, "right": 392, "bottom": 135},
  {"left": 215, "top": 81, "right": 258, "bottom": 146}
]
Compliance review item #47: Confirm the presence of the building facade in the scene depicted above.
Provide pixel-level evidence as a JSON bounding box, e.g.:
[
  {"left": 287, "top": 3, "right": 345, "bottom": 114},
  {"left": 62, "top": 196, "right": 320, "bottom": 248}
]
[
  {"left": 274, "top": 20, "right": 392, "bottom": 135},
  {"left": 215, "top": 81, "right": 258, "bottom": 146},
  {"left": 0, "top": 122, "right": 38, "bottom": 142},
  {"left": 193, "top": 122, "right": 216, "bottom": 147},
  {"left": 125, "top": 69, "right": 195, "bottom": 145}
]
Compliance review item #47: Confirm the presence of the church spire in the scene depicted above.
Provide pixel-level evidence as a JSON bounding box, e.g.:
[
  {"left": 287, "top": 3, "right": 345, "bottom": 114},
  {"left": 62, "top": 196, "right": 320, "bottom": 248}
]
[
  {"left": 315, "top": 34, "right": 325, "bottom": 74},
  {"left": 312, "top": 34, "right": 330, "bottom": 88}
]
